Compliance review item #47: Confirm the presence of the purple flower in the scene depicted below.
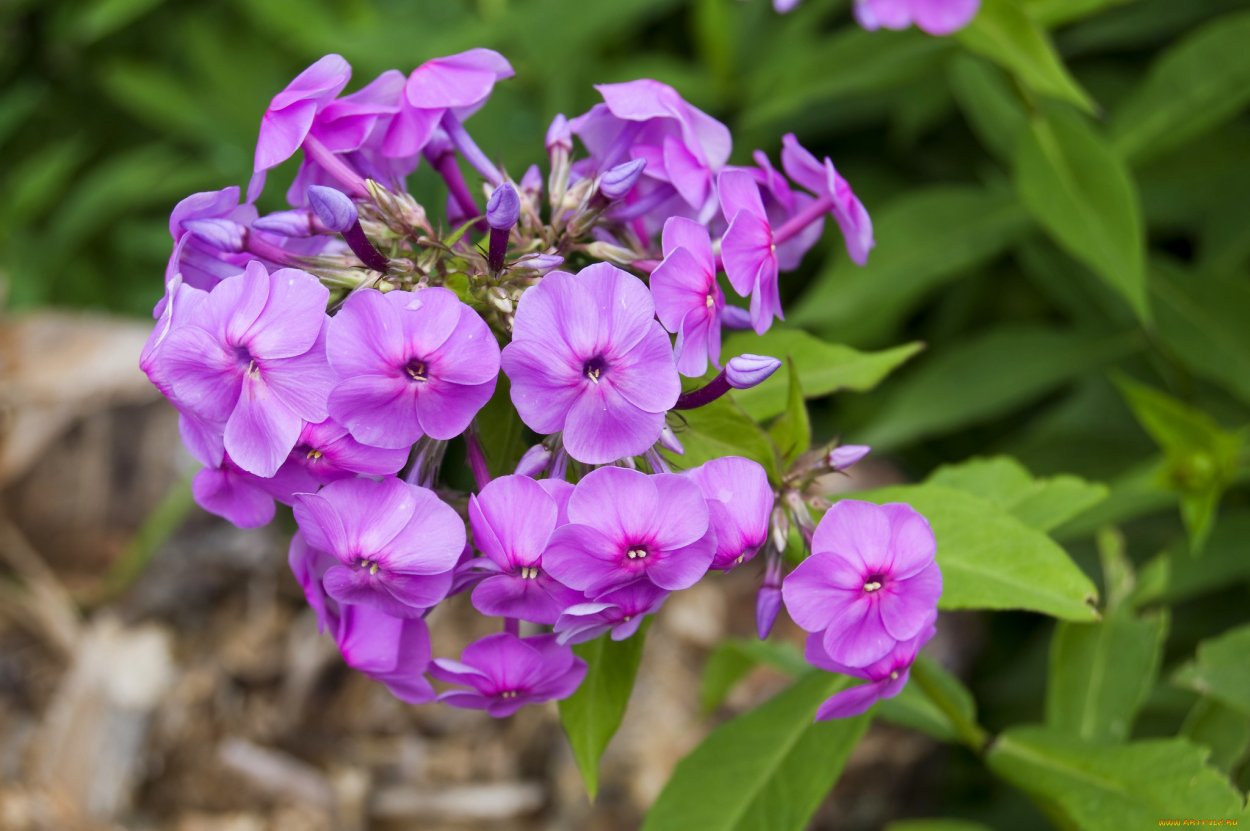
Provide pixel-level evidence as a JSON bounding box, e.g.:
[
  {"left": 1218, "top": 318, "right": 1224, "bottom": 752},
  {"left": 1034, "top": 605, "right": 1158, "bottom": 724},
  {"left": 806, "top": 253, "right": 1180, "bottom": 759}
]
[
  {"left": 749, "top": 150, "right": 825, "bottom": 270},
  {"left": 855, "top": 0, "right": 981, "bottom": 36},
  {"left": 806, "top": 621, "right": 936, "bottom": 719},
  {"left": 781, "top": 134, "right": 873, "bottom": 266},
  {"left": 501, "top": 263, "right": 679, "bottom": 464},
  {"left": 554, "top": 582, "right": 668, "bottom": 645},
  {"left": 250, "top": 54, "right": 352, "bottom": 201},
  {"left": 650, "top": 217, "right": 724, "bottom": 377},
  {"left": 192, "top": 455, "right": 285, "bottom": 528},
  {"left": 543, "top": 466, "right": 714, "bottom": 597},
  {"left": 165, "top": 187, "right": 256, "bottom": 296},
  {"left": 468, "top": 475, "right": 582, "bottom": 625},
  {"left": 782, "top": 500, "right": 941, "bottom": 668},
  {"left": 688, "top": 457, "right": 772, "bottom": 571},
  {"left": 719, "top": 169, "right": 781, "bottom": 334},
  {"left": 292, "top": 477, "right": 464, "bottom": 617},
  {"left": 289, "top": 532, "right": 340, "bottom": 633},
  {"left": 266, "top": 418, "right": 411, "bottom": 503},
  {"left": 334, "top": 603, "right": 436, "bottom": 704},
  {"left": 384, "top": 49, "right": 514, "bottom": 158},
  {"left": 157, "top": 260, "right": 333, "bottom": 477},
  {"left": 326, "top": 287, "right": 500, "bottom": 449},
  {"left": 430, "top": 632, "right": 587, "bottom": 717}
]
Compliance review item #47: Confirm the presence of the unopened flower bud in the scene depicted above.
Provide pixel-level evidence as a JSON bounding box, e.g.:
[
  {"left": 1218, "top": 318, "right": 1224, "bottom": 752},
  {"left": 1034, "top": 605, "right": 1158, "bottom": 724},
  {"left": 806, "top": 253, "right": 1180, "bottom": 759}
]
[
  {"left": 546, "top": 114, "right": 572, "bottom": 152},
  {"left": 520, "top": 165, "right": 543, "bottom": 197},
  {"left": 308, "top": 185, "right": 358, "bottom": 233},
  {"left": 486, "top": 183, "right": 520, "bottom": 231},
  {"left": 770, "top": 504, "right": 790, "bottom": 554},
  {"left": 721, "top": 305, "right": 753, "bottom": 331},
  {"left": 253, "top": 209, "right": 314, "bottom": 237},
  {"left": 599, "top": 158, "right": 646, "bottom": 201},
  {"left": 487, "top": 286, "right": 513, "bottom": 314},
  {"left": 514, "top": 445, "right": 552, "bottom": 478},
  {"left": 829, "top": 444, "right": 871, "bottom": 472},
  {"left": 755, "top": 585, "right": 782, "bottom": 640},
  {"left": 658, "top": 424, "right": 684, "bottom": 456},
  {"left": 726, "top": 354, "right": 782, "bottom": 390},
  {"left": 516, "top": 253, "right": 564, "bottom": 275},
  {"left": 182, "top": 218, "right": 245, "bottom": 253}
]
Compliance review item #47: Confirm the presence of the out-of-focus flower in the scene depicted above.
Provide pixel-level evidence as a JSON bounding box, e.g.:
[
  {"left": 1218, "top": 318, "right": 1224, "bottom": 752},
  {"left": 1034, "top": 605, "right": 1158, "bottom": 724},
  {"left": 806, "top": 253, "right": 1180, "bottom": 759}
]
[
  {"left": 855, "top": 0, "right": 981, "bottom": 36},
  {"left": 781, "top": 134, "right": 873, "bottom": 265}
]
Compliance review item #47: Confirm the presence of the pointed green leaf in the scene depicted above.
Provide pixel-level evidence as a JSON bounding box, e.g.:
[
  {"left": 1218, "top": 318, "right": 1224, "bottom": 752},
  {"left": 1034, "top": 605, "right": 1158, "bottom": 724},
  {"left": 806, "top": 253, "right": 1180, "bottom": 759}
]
[
  {"left": 928, "top": 456, "right": 1108, "bottom": 532},
  {"left": 1111, "top": 11, "right": 1250, "bottom": 165},
  {"left": 1153, "top": 262, "right": 1250, "bottom": 408},
  {"left": 767, "top": 358, "right": 810, "bottom": 465},
  {"left": 957, "top": 0, "right": 1095, "bottom": 112},
  {"left": 1133, "top": 513, "right": 1250, "bottom": 607},
  {"left": 853, "top": 485, "right": 1100, "bottom": 621},
  {"left": 1014, "top": 108, "right": 1149, "bottom": 322},
  {"left": 1173, "top": 624, "right": 1250, "bottom": 720},
  {"left": 722, "top": 328, "right": 923, "bottom": 421},
  {"left": 948, "top": 56, "right": 1030, "bottom": 162},
  {"left": 558, "top": 626, "right": 650, "bottom": 799},
  {"left": 987, "top": 727, "right": 1246, "bottom": 829},
  {"left": 643, "top": 672, "right": 868, "bottom": 831},
  {"left": 1182, "top": 698, "right": 1250, "bottom": 774}
]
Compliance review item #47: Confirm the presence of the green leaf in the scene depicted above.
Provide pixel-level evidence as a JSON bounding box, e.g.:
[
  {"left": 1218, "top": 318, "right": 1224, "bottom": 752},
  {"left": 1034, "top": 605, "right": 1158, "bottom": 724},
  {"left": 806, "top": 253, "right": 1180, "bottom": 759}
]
[
  {"left": 862, "top": 326, "right": 1138, "bottom": 449},
  {"left": 699, "top": 638, "right": 808, "bottom": 714},
  {"left": 1110, "top": 11, "right": 1250, "bottom": 165},
  {"left": 957, "top": 0, "right": 1095, "bottom": 112},
  {"left": 767, "top": 358, "right": 811, "bottom": 465},
  {"left": 853, "top": 485, "right": 1100, "bottom": 621},
  {"left": 1153, "top": 261, "right": 1250, "bottom": 409},
  {"left": 790, "top": 186, "right": 1030, "bottom": 344},
  {"left": 722, "top": 329, "right": 922, "bottom": 421},
  {"left": 878, "top": 681, "right": 960, "bottom": 744},
  {"left": 1173, "top": 625, "right": 1250, "bottom": 720},
  {"left": 986, "top": 727, "right": 1246, "bottom": 829},
  {"left": 1025, "top": 0, "right": 1136, "bottom": 27},
  {"left": 947, "top": 56, "right": 1030, "bottom": 162},
  {"left": 664, "top": 396, "right": 780, "bottom": 482},
  {"left": 1133, "top": 513, "right": 1250, "bottom": 607},
  {"left": 909, "top": 658, "right": 988, "bottom": 751},
  {"left": 643, "top": 672, "right": 868, "bottom": 831},
  {"left": 1046, "top": 608, "right": 1169, "bottom": 742},
  {"left": 1114, "top": 375, "right": 1244, "bottom": 552},
  {"left": 1182, "top": 698, "right": 1250, "bottom": 774},
  {"left": 558, "top": 626, "right": 650, "bottom": 799},
  {"left": 928, "top": 456, "right": 1108, "bottom": 533},
  {"left": 1014, "top": 107, "right": 1150, "bottom": 322}
]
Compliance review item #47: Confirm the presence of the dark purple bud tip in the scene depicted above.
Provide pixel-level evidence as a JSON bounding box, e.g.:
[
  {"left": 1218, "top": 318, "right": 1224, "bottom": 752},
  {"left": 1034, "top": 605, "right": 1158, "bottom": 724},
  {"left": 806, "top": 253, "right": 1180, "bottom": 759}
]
[
  {"left": 546, "top": 114, "right": 572, "bottom": 152},
  {"left": 486, "top": 183, "right": 520, "bottom": 231},
  {"left": 599, "top": 158, "right": 647, "bottom": 201},
  {"left": 829, "top": 444, "right": 871, "bottom": 472},
  {"left": 308, "top": 185, "right": 358, "bottom": 233},
  {"left": 726, "top": 354, "right": 782, "bottom": 390},
  {"left": 755, "top": 586, "right": 782, "bottom": 640},
  {"left": 182, "top": 218, "right": 245, "bottom": 253}
]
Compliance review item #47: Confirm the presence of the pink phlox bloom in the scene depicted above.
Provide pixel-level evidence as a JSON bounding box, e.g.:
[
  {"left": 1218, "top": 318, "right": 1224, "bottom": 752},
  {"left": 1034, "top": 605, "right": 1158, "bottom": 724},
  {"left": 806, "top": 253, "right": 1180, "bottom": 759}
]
[
  {"left": 158, "top": 260, "right": 333, "bottom": 477},
  {"left": 718, "top": 169, "right": 782, "bottom": 334},
  {"left": 749, "top": 150, "right": 825, "bottom": 271},
  {"left": 781, "top": 500, "right": 941, "bottom": 668},
  {"left": 292, "top": 477, "right": 465, "bottom": 618},
  {"left": 335, "top": 602, "right": 436, "bottom": 704},
  {"left": 289, "top": 532, "right": 341, "bottom": 633},
  {"left": 688, "top": 456, "right": 773, "bottom": 571},
  {"left": 430, "top": 632, "right": 587, "bottom": 717},
  {"left": 806, "top": 620, "right": 936, "bottom": 720},
  {"left": 500, "top": 263, "right": 679, "bottom": 464},
  {"left": 383, "top": 49, "right": 514, "bottom": 158},
  {"left": 855, "top": 0, "right": 981, "bottom": 36},
  {"left": 326, "top": 287, "right": 500, "bottom": 449},
  {"left": 165, "top": 187, "right": 258, "bottom": 300},
  {"left": 543, "top": 466, "right": 714, "bottom": 597},
  {"left": 554, "top": 582, "right": 669, "bottom": 645},
  {"left": 780, "top": 134, "right": 873, "bottom": 266},
  {"left": 650, "top": 217, "right": 724, "bottom": 378},
  {"left": 264, "top": 418, "right": 411, "bottom": 504},
  {"left": 192, "top": 454, "right": 287, "bottom": 529}
]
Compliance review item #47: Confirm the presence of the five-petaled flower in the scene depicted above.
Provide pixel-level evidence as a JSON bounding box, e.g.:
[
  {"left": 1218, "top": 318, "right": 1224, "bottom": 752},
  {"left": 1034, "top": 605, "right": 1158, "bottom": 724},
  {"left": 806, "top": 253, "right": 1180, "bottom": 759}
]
[{"left": 431, "top": 632, "right": 587, "bottom": 717}]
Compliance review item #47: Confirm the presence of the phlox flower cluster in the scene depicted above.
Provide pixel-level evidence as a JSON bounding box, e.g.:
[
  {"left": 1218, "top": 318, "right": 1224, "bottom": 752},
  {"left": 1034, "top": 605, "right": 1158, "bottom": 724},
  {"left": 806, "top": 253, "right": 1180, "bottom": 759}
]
[{"left": 141, "top": 46, "right": 940, "bottom": 720}]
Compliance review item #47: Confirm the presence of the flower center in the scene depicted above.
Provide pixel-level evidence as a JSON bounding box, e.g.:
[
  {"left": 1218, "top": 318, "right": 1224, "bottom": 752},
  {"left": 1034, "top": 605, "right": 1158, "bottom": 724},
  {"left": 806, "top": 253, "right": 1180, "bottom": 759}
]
[
  {"left": 405, "top": 360, "right": 429, "bottom": 382},
  {"left": 626, "top": 547, "right": 648, "bottom": 560},
  {"left": 583, "top": 356, "right": 607, "bottom": 384},
  {"left": 705, "top": 293, "right": 715, "bottom": 308},
  {"left": 889, "top": 670, "right": 899, "bottom": 681},
  {"left": 358, "top": 558, "right": 380, "bottom": 575},
  {"left": 519, "top": 566, "right": 540, "bottom": 580},
  {"left": 500, "top": 690, "right": 519, "bottom": 699},
  {"left": 306, "top": 448, "right": 323, "bottom": 461},
  {"left": 863, "top": 574, "right": 885, "bottom": 593}
]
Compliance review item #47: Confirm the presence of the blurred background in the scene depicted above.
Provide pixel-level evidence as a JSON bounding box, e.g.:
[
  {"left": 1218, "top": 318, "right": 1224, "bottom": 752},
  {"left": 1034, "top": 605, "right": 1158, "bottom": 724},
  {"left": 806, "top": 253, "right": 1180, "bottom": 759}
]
[{"left": 2, "top": 0, "right": 1249, "bottom": 828}]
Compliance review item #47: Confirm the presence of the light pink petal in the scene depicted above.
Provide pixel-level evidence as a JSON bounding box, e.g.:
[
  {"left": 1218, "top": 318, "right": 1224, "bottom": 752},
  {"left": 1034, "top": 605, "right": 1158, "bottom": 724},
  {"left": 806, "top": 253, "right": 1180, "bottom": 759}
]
[
  {"left": 650, "top": 246, "right": 714, "bottom": 332},
  {"left": 663, "top": 135, "right": 709, "bottom": 208},
  {"left": 718, "top": 168, "right": 766, "bottom": 224},
  {"left": 328, "top": 374, "right": 419, "bottom": 449},
  {"left": 161, "top": 326, "right": 241, "bottom": 422},
  {"left": 224, "top": 374, "right": 302, "bottom": 477},
  {"left": 648, "top": 474, "right": 711, "bottom": 550},
  {"left": 781, "top": 551, "right": 863, "bottom": 631},
  {"left": 595, "top": 79, "right": 681, "bottom": 122},
  {"left": 579, "top": 262, "right": 657, "bottom": 356},
  {"left": 427, "top": 305, "right": 501, "bottom": 385},
  {"left": 811, "top": 499, "right": 892, "bottom": 573},
  {"left": 822, "top": 600, "right": 896, "bottom": 667},
  {"left": 500, "top": 340, "right": 582, "bottom": 435},
  {"left": 414, "top": 375, "right": 495, "bottom": 440},
  {"left": 385, "top": 485, "right": 466, "bottom": 573},
  {"left": 567, "top": 466, "right": 657, "bottom": 542},
  {"left": 405, "top": 49, "right": 514, "bottom": 109},
  {"left": 243, "top": 268, "right": 329, "bottom": 359},
  {"left": 543, "top": 524, "right": 625, "bottom": 594},
  {"left": 192, "top": 466, "right": 275, "bottom": 528},
  {"left": 471, "top": 475, "right": 559, "bottom": 568},
  {"left": 606, "top": 324, "right": 680, "bottom": 414},
  {"left": 660, "top": 216, "right": 715, "bottom": 266},
  {"left": 260, "top": 335, "right": 333, "bottom": 423},
  {"left": 394, "top": 287, "right": 463, "bottom": 357},
  {"left": 563, "top": 380, "right": 665, "bottom": 464},
  {"left": 814, "top": 679, "right": 890, "bottom": 720},
  {"left": 720, "top": 209, "right": 773, "bottom": 299},
  {"left": 292, "top": 492, "right": 351, "bottom": 560},
  {"left": 327, "top": 288, "right": 407, "bottom": 377},
  {"left": 880, "top": 502, "right": 937, "bottom": 578},
  {"left": 780, "top": 133, "right": 829, "bottom": 196},
  {"left": 880, "top": 562, "right": 942, "bottom": 641}
]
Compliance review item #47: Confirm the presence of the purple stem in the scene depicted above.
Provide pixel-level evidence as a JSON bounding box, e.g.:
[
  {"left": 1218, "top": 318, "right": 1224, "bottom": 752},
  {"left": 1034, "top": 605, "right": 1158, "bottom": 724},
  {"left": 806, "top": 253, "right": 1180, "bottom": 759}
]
[
  {"left": 488, "top": 227, "right": 509, "bottom": 274},
  {"left": 442, "top": 113, "right": 502, "bottom": 187},
  {"left": 427, "top": 146, "right": 481, "bottom": 222},
  {"left": 674, "top": 371, "right": 731, "bottom": 410},
  {"left": 772, "top": 192, "right": 832, "bottom": 246},
  {"left": 302, "top": 134, "right": 369, "bottom": 199}
]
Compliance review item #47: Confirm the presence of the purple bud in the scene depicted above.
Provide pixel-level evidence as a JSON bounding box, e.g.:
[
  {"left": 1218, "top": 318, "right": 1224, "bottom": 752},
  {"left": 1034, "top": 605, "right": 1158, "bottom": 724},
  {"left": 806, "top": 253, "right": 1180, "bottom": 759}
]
[
  {"left": 486, "top": 183, "right": 520, "bottom": 231},
  {"left": 726, "top": 354, "right": 782, "bottom": 390},
  {"left": 658, "top": 424, "right": 684, "bottom": 456},
  {"left": 517, "top": 253, "right": 564, "bottom": 275},
  {"left": 755, "top": 586, "right": 782, "bottom": 640},
  {"left": 770, "top": 504, "right": 790, "bottom": 554},
  {"left": 721, "top": 305, "right": 754, "bottom": 331},
  {"left": 182, "top": 218, "right": 245, "bottom": 253},
  {"left": 253, "top": 209, "right": 315, "bottom": 237},
  {"left": 599, "top": 158, "right": 646, "bottom": 201},
  {"left": 520, "top": 164, "right": 543, "bottom": 196},
  {"left": 308, "top": 185, "right": 358, "bottom": 233},
  {"left": 829, "top": 444, "right": 871, "bottom": 471},
  {"left": 546, "top": 114, "right": 572, "bottom": 152},
  {"left": 514, "top": 444, "right": 552, "bottom": 478}
]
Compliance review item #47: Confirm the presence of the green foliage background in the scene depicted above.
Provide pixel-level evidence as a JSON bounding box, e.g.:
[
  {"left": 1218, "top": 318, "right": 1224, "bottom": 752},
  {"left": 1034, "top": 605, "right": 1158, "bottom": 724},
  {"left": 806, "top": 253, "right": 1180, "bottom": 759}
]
[{"left": 6, "top": 0, "right": 1250, "bottom": 827}]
